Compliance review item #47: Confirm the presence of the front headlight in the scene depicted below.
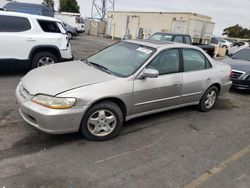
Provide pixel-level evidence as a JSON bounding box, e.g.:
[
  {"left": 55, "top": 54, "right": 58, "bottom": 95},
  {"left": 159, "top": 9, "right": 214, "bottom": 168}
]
[{"left": 32, "top": 95, "right": 76, "bottom": 109}]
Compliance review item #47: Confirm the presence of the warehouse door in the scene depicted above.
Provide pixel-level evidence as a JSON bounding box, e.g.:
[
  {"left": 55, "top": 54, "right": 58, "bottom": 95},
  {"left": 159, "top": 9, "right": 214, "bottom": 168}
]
[{"left": 171, "top": 20, "right": 186, "bottom": 34}]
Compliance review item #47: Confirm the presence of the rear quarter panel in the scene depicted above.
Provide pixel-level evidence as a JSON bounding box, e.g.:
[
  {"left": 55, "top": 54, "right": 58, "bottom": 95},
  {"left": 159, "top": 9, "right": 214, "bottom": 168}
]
[{"left": 210, "top": 60, "right": 232, "bottom": 95}]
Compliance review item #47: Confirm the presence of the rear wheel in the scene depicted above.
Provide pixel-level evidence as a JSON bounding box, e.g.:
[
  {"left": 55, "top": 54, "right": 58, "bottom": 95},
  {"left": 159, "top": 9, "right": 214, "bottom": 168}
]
[
  {"left": 198, "top": 86, "right": 219, "bottom": 112},
  {"left": 31, "top": 52, "right": 58, "bottom": 69},
  {"left": 80, "top": 102, "right": 123, "bottom": 141}
]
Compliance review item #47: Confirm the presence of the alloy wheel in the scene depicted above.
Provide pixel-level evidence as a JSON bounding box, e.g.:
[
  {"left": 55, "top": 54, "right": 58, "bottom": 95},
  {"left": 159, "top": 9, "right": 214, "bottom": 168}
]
[
  {"left": 87, "top": 110, "right": 117, "bottom": 137},
  {"left": 204, "top": 90, "right": 217, "bottom": 109},
  {"left": 37, "top": 57, "right": 55, "bottom": 67}
]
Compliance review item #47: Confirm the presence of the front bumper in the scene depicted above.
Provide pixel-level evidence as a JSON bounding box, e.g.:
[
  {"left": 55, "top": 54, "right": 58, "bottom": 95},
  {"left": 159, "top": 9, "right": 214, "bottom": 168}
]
[
  {"left": 60, "top": 44, "right": 73, "bottom": 62},
  {"left": 231, "top": 79, "right": 250, "bottom": 91},
  {"left": 16, "top": 84, "right": 87, "bottom": 134},
  {"left": 61, "top": 56, "right": 74, "bottom": 62}
]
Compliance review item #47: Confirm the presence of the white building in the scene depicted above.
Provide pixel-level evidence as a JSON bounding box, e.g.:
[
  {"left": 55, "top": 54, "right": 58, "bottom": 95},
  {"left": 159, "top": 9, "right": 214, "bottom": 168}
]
[{"left": 106, "top": 11, "right": 215, "bottom": 43}]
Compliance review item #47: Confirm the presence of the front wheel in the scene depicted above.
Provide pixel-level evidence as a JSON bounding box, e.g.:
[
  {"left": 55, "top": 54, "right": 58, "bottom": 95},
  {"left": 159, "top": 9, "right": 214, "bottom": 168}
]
[
  {"left": 80, "top": 102, "right": 124, "bottom": 141},
  {"left": 198, "top": 86, "right": 219, "bottom": 112}
]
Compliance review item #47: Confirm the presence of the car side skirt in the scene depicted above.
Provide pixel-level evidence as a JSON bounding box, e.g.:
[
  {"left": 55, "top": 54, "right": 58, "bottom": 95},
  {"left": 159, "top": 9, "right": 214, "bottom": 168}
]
[
  {"left": 0, "top": 59, "right": 30, "bottom": 72},
  {"left": 126, "top": 101, "right": 199, "bottom": 121}
]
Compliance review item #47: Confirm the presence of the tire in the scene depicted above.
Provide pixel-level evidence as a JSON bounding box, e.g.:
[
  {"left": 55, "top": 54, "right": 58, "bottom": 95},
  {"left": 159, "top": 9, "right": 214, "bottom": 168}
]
[
  {"left": 222, "top": 45, "right": 227, "bottom": 49},
  {"left": 198, "top": 86, "right": 219, "bottom": 112},
  {"left": 31, "top": 51, "right": 58, "bottom": 69},
  {"left": 80, "top": 101, "right": 124, "bottom": 141}
]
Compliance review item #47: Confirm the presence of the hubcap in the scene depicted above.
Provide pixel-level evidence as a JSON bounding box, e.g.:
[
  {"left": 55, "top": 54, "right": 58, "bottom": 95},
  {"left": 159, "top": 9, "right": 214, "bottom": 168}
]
[
  {"left": 205, "top": 90, "right": 217, "bottom": 109},
  {"left": 87, "top": 110, "right": 117, "bottom": 137},
  {"left": 37, "top": 57, "right": 55, "bottom": 67}
]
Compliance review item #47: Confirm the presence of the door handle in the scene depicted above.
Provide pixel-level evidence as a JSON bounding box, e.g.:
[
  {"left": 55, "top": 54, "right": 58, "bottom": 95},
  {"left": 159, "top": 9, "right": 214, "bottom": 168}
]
[
  {"left": 26, "top": 38, "right": 36, "bottom": 42},
  {"left": 207, "top": 78, "right": 211, "bottom": 81},
  {"left": 172, "top": 83, "right": 181, "bottom": 87}
]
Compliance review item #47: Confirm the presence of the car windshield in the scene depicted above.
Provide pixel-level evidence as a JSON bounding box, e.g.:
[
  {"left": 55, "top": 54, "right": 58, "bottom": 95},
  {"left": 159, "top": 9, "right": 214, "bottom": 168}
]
[
  {"left": 149, "top": 33, "right": 173, "bottom": 41},
  {"left": 231, "top": 48, "right": 250, "bottom": 61},
  {"left": 87, "top": 42, "right": 156, "bottom": 77}
]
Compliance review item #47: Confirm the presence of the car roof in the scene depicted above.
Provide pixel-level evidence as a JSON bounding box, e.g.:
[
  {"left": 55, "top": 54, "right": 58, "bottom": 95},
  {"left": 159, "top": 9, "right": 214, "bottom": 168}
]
[
  {"left": 151, "top": 32, "right": 190, "bottom": 36},
  {"left": 0, "top": 11, "right": 60, "bottom": 22},
  {"left": 4, "top": 2, "right": 49, "bottom": 8},
  {"left": 125, "top": 39, "right": 200, "bottom": 50}
]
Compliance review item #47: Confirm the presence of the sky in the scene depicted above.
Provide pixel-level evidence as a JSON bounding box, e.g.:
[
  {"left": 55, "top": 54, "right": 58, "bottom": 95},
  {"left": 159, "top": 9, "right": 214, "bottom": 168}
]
[{"left": 1, "top": 0, "right": 250, "bottom": 36}]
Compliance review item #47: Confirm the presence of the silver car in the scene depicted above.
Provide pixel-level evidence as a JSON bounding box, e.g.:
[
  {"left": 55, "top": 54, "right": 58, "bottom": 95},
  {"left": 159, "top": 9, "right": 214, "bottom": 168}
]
[{"left": 16, "top": 40, "right": 232, "bottom": 141}]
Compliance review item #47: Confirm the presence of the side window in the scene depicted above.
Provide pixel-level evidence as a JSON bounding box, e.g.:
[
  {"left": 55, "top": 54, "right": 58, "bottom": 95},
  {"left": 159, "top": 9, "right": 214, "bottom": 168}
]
[
  {"left": 238, "top": 42, "right": 245, "bottom": 46},
  {"left": 38, "top": 20, "right": 61, "bottom": 33},
  {"left": 211, "top": 37, "right": 219, "bottom": 44},
  {"left": 57, "top": 22, "right": 67, "bottom": 34},
  {"left": 0, "top": 15, "right": 31, "bottom": 32},
  {"left": 147, "top": 49, "right": 180, "bottom": 75},
  {"left": 183, "top": 49, "right": 211, "bottom": 72},
  {"left": 185, "top": 36, "right": 192, "bottom": 45},
  {"left": 173, "top": 36, "right": 184, "bottom": 43}
]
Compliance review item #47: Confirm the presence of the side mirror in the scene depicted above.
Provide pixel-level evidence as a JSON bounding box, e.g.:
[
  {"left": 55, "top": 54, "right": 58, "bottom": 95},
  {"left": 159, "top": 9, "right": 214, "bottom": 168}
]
[{"left": 140, "top": 68, "right": 159, "bottom": 78}]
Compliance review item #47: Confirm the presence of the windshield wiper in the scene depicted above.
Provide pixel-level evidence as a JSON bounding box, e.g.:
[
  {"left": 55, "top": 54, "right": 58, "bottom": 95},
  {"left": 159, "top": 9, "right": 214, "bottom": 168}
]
[
  {"left": 81, "top": 59, "right": 92, "bottom": 66},
  {"left": 84, "top": 60, "right": 113, "bottom": 75}
]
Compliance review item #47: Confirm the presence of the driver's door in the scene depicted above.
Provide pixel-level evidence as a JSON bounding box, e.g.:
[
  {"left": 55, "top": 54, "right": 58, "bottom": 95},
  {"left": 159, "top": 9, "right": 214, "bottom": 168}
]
[{"left": 132, "top": 49, "right": 183, "bottom": 115}]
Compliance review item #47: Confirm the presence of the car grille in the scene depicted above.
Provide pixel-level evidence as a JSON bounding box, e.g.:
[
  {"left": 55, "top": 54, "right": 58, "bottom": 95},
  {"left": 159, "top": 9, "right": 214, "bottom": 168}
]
[{"left": 232, "top": 70, "right": 244, "bottom": 79}]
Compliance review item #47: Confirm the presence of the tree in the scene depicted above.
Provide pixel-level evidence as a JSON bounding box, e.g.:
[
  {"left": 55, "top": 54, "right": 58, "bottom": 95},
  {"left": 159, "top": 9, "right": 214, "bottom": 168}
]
[
  {"left": 59, "top": 0, "right": 80, "bottom": 13},
  {"left": 42, "top": 0, "right": 55, "bottom": 11},
  {"left": 223, "top": 24, "right": 250, "bottom": 39}
]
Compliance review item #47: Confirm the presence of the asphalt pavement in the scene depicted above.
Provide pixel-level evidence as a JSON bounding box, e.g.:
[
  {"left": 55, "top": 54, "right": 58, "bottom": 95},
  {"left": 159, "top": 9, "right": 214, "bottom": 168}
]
[{"left": 0, "top": 35, "right": 250, "bottom": 188}]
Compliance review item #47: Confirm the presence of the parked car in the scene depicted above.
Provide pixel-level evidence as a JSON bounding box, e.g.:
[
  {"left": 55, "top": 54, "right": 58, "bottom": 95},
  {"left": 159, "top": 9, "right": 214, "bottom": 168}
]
[
  {"left": 211, "top": 37, "right": 233, "bottom": 49},
  {"left": 63, "top": 22, "right": 78, "bottom": 39},
  {"left": 148, "top": 32, "right": 215, "bottom": 57},
  {"left": 220, "top": 39, "right": 233, "bottom": 49},
  {"left": 4, "top": 1, "right": 54, "bottom": 17},
  {"left": 228, "top": 41, "right": 249, "bottom": 56},
  {"left": 0, "top": 11, "right": 73, "bottom": 70},
  {"left": 222, "top": 48, "right": 250, "bottom": 91},
  {"left": 16, "top": 40, "right": 232, "bottom": 141},
  {"left": 55, "top": 12, "right": 84, "bottom": 33}
]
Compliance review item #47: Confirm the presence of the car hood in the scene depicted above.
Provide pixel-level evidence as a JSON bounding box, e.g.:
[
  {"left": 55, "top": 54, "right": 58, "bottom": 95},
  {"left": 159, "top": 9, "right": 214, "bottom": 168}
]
[
  {"left": 21, "top": 61, "right": 117, "bottom": 96},
  {"left": 222, "top": 57, "right": 250, "bottom": 72}
]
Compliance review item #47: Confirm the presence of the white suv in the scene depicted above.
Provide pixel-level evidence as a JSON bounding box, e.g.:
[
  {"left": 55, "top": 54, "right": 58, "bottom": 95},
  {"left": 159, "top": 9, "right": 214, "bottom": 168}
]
[{"left": 0, "top": 11, "right": 73, "bottom": 69}]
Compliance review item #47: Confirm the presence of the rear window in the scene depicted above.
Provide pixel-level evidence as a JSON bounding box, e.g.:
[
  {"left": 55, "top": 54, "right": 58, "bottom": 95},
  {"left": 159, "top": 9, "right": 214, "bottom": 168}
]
[
  {"left": 38, "top": 20, "right": 61, "bottom": 33},
  {"left": 185, "top": 36, "right": 192, "bottom": 45},
  {"left": 75, "top": 16, "right": 83, "bottom": 24},
  {"left": 149, "top": 33, "right": 173, "bottom": 41},
  {"left": 173, "top": 36, "right": 184, "bottom": 43},
  {"left": 0, "top": 15, "right": 31, "bottom": 32}
]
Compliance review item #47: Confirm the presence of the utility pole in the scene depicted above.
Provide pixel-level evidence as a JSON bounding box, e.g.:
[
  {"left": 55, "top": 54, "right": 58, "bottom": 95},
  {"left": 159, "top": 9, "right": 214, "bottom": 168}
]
[{"left": 91, "top": 0, "right": 115, "bottom": 20}]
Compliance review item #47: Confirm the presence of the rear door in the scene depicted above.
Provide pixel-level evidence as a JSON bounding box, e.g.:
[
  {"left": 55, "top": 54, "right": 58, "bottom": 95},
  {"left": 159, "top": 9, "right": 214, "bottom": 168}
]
[
  {"left": 181, "top": 48, "right": 213, "bottom": 104},
  {"left": 133, "top": 49, "right": 183, "bottom": 115}
]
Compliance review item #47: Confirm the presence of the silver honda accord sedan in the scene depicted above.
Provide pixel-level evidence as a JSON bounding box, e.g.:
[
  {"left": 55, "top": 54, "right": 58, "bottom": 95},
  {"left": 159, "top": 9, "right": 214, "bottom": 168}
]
[{"left": 16, "top": 40, "right": 232, "bottom": 141}]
